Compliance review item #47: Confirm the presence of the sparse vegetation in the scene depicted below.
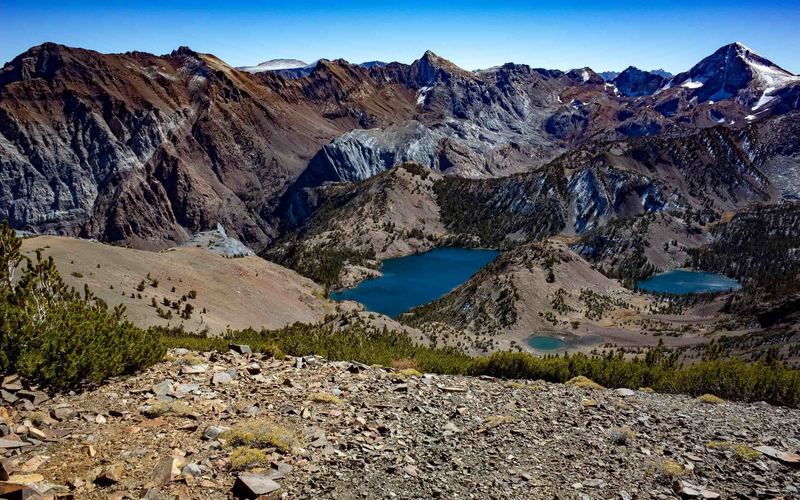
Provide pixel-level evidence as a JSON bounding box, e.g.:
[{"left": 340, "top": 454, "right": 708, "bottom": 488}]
[{"left": 0, "top": 223, "right": 165, "bottom": 390}]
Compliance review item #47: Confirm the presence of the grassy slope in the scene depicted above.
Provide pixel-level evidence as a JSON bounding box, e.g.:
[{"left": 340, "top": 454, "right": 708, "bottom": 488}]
[{"left": 21, "top": 236, "right": 334, "bottom": 333}]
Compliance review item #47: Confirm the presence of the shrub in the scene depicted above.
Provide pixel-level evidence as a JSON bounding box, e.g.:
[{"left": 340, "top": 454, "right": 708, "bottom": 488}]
[{"left": 0, "top": 222, "right": 165, "bottom": 390}]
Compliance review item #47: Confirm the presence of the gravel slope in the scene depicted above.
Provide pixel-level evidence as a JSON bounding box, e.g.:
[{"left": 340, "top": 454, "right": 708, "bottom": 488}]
[{"left": 1, "top": 349, "right": 798, "bottom": 498}]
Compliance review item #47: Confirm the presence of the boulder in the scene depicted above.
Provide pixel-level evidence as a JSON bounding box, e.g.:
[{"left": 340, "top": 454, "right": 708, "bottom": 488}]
[
  {"left": 232, "top": 473, "right": 280, "bottom": 498},
  {"left": 229, "top": 344, "right": 252, "bottom": 355}
]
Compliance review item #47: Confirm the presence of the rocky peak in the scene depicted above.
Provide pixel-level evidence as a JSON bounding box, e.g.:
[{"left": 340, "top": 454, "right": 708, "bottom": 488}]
[
  {"left": 0, "top": 42, "right": 68, "bottom": 86},
  {"left": 612, "top": 66, "right": 666, "bottom": 97},
  {"left": 669, "top": 42, "right": 800, "bottom": 103},
  {"left": 170, "top": 46, "right": 198, "bottom": 58},
  {"left": 567, "top": 67, "right": 604, "bottom": 85},
  {"left": 411, "top": 50, "right": 474, "bottom": 86}
]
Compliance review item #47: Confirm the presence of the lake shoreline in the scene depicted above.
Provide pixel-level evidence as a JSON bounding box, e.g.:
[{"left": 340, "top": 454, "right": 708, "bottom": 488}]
[{"left": 331, "top": 247, "right": 499, "bottom": 318}]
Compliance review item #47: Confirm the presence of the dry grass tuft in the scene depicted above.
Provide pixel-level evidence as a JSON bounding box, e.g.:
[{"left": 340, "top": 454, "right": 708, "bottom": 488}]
[
  {"left": 565, "top": 376, "right": 603, "bottom": 390},
  {"left": 651, "top": 458, "right": 686, "bottom": 480},
  {"left": 734, "top": 444, "right": 760, "bottom": 461},
  {"left": 308, "top": 391, "right": 343, "bottom": 405},
  {"left": 484, "top": 415, "right": 515, "bottom": 428},
  {"left": 179, "top": 353, "right": 206, "bottom": 366},
  {"left": 226, "top": 418, "right": 303, "bottom": 454},
  {"left": 705, "top": 441, "right": 760, "bottom": 461},
  {"left": 697, "top": 394, "right": 725, "bottom": 405},
  {"left": 229, "top": 446, "right": 269, "bottom": 470}
]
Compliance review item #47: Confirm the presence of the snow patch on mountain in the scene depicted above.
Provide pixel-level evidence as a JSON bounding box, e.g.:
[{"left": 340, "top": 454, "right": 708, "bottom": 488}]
[
  {"left": 237, "top": 59, "right": 308, "bottom": 73},
  {"left": 681, "top": 80, "right": 704, "bottom": 89}
]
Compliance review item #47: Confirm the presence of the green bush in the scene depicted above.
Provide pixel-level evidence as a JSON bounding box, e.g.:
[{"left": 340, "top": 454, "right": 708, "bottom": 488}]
[{"left": 0, "top": 222, "right": 165, "bottom": 389}]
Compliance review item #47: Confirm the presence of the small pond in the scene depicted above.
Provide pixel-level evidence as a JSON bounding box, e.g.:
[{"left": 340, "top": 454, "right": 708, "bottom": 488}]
[
  {"left": 527, "top": 336, "right": 567, "bottom": 351},
  {"left": 331, "top": 247, "right": 498, "bottom": 318},
  {"left": 636, "top": 269, "right": 741, "bottom": 295}
]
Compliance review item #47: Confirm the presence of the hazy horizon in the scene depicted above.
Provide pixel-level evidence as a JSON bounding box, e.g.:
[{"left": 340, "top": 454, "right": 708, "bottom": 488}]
[{"left": 1, "top": 0, "right": 799, "bottom": 74}]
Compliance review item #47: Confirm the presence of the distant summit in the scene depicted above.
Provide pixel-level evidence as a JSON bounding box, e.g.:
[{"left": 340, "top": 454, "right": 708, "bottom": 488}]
[
  {"left": 612, "top": 66, "right": 667, "bottom": 96},
  {"left": 600, "top": 68, "right": 673, "bottom": 83},
  {"left": 359, "top": 61, "right": 386, "bottom": 69}
]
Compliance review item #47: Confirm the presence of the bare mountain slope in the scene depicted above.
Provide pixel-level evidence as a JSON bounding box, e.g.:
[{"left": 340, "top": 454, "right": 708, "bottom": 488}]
[{"left": 19, "top": 236, "right": 333, "bottom": 332}]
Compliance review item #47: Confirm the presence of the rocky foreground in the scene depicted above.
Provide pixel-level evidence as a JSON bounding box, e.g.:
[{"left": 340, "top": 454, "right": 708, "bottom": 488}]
[{"left": 1, "top": 349, "right": 799, "bottom": 499}]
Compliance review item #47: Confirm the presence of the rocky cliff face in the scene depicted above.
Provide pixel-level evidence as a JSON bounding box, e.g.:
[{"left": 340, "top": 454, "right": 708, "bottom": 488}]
[
  {"left": 1, "top": 43, "right": 799, "bottom": 249},
  {"left": 0, "top": 44, "right": 416, "bottom": 249}
]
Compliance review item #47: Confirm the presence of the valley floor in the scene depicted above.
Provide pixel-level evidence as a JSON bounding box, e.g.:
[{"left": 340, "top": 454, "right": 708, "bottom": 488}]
[{"left": 2, "top": 349, "right": 798, "bottom": 499}]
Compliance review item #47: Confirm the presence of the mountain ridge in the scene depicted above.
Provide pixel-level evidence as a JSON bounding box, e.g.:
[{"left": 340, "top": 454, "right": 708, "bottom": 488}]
[{"left": 1, "top": 41, "right": 799, "bottom": 252}]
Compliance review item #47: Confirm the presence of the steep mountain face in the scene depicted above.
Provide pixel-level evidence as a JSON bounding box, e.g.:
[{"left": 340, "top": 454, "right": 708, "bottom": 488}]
[
  {"left": 1, "top": 41, "right": 799, "bottom": 251},
  {"left": 612, "top": 66, "right": 666, "bottom": 97},
  {"left": 742, "top": 111, "right": 800, "bottom": 200},
  {"left": 666, "top": 43, "right": 800, "bottom": 109},
  {"left": 0, "top": 44, "right": 416, "bottom": 249}
]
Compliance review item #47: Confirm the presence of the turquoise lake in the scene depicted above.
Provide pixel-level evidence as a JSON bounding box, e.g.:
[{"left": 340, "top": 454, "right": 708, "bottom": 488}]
[
  {"left": 636, "top": 269, "right": 741, "bottom": 295},
  {"left": 527, "top": 336, "right": 567, "bottom": 351},
  {"left": 331, "top": 248, "right": 498, "bottom": 318}
]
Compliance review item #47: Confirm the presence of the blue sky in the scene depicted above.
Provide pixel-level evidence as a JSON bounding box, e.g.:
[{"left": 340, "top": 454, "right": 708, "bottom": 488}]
[{"left": 1, "top": 0, "right": 798, "bottom": 73}]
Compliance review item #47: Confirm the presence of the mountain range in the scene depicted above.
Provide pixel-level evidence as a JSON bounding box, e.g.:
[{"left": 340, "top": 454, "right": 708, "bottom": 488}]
[{"left": 1, "top": 41, "right": 799, "bottom": 252}]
